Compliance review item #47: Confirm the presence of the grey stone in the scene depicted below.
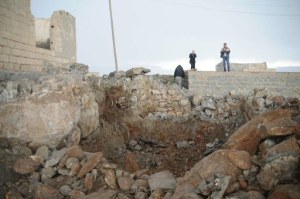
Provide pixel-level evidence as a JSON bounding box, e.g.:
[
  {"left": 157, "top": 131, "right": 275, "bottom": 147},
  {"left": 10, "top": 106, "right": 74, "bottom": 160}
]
[
  {"left": 12, "top": 145, "right": 32, "bottom": 157},
  {"left": 59, "top": 185, "right": 72, "bottom": 196},
  {"left": 176, "top": 140, "right": 190, "bottom": 149},
  {"left": 45, "top": 148, "right": 67, "bottom": 168},
  {"left": 148, "top": 170, "right": 176, "bottom": 191},
  {"left": 126, "top": 67, "right": 151, "bottom": 77},
  {"left": 41, "top": 167, "right": 56, "bottom": 181},
  {"left": 35, "top": 145, "right": 49, "bottom": 160}
]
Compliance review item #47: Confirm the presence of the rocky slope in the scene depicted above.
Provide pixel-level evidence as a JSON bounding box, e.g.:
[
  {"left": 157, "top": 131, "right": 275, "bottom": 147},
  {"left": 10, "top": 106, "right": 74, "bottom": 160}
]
[{"left": 0, "top": 65, "right": 299, "bottom": 199}]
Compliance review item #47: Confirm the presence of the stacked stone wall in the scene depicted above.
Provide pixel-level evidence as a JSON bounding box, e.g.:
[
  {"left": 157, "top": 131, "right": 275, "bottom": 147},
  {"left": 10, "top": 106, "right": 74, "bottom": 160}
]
[
  {"left": 0, "top": 0, "right": 76, "bottom": 72},
  {"left": 187, "top": 71, "right": 300, "bottom": 98}
]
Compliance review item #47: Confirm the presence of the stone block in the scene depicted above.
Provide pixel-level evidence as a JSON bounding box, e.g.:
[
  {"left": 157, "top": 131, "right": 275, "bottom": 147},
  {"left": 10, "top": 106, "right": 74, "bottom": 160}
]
[
  {"left": 0, "top": 62, "right": 4, "bottom": 69},
  {"left": 13, "top": 63, "right": 20, "bottom": 70},
  {"left": 0, "top": 37, "right": 8, "bottom": 46},
  {"left": 0, "top": 54, "right": 9, "bottom": 62},
  {"left": 9, "top": 55, "right": 17, "bottom": 63},
  {"left": 3, "top": 62, "right": 14, "bottom": 70}
]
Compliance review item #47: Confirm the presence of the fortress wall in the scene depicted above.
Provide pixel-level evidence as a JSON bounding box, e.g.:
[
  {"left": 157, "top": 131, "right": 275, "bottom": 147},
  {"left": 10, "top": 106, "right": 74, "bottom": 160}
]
[
  {"left": 187, "top": 71, "right": 300, "bottom": 98},
  {"left": 0, "top": 0, "right": 76, "bottom": 72}
]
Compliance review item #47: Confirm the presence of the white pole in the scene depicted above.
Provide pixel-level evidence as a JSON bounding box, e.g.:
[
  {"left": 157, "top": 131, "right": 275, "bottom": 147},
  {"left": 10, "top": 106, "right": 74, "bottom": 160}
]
[{"left": 109, "top": 0, "right": 118, "bottom": 72}]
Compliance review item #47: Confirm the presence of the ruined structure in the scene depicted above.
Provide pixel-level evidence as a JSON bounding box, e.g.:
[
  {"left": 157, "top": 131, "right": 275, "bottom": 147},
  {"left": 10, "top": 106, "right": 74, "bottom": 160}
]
[{"left": 0, "top": 0, "right": 76, "bottom": 72}]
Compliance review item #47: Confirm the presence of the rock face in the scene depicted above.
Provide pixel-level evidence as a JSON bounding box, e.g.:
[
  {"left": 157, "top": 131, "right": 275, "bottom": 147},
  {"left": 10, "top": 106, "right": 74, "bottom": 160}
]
[
  {"left": 223, "top": 109, "right": 292, "bottom": 155},
  {"left": 0, "top": 73, "right": 100, "bottom": 147}
]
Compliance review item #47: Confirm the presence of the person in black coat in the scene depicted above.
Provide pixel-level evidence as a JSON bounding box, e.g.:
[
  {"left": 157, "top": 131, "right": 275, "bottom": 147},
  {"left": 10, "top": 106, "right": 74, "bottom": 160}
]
[
  {"left": 189, "top": 50, "right": 197, "bottom": 70},
  {"left": 174, "top": 65, "right": 185, "bottom": 89}
]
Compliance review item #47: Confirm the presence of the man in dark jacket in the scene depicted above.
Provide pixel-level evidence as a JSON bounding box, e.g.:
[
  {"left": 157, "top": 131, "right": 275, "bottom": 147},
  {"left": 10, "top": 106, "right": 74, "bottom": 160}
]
[
  {"left": 174, "top": 65, "right": 185, "bottom": 89},
  {"left": 189, "top": 50, "right": 197, "bottom": 70},
  {"left": 220, "top": 43, "right": 231, "bottom": 72}
]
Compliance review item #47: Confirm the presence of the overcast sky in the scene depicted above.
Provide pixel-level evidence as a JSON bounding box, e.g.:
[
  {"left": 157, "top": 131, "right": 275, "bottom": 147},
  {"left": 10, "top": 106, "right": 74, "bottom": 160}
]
[{"left": 31, "top": 0, "right": 300, "bottom": 74}]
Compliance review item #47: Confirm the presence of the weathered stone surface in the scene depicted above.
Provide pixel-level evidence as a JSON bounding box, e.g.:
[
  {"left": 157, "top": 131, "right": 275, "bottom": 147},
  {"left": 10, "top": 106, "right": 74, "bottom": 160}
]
[
  {"left": 13, "top": 158, "right": 40, "bottom": 174},
  {"left": 41, "top": 167, "right": 56, "bottom": 181},
  {"left": 5, "top": 189, "right": 24, "bottom": 199},
  {"left": 35, "top": 145, "right": 49, "bottom": 160},
  {"left": 12, "top": 145, "right": 32, "bottom": 157},
  {"left": 0, "top": 94, "right": 81, "bottom": 147},
  {"left": 126, "top": 67, "right": 151, "bottom": 77},
  {"left": 117, "top": 176, "right": 134, "bottom": 191},
  {"left": 135, "top": 191, "right": 148, "bottom": 199},
  {"left": 45, "top": 148, "right": 67, "bottom": 168},
  {"left": 148, "top": 170, "right": 176, "bottom": 191},
  {"left": 227, "top": 191, "right": 265, "bottom": 199},
  {"left": 66, "top": 157, "right": 79, "bottom": 169},
  {"left": 78, "top": 93, "right": 99, "bottom": 138},
  {"left": 32, "top": 183, "right": 63, "bottom": 199},
  {"left": 258, "top": 117, "right": 297, "bottom": 138},
  {"left": 59, "top": 185, "right": 72, "bottom": 196},
  {"left": 257, "top": 137, "right": 300, "bottom": 191},
  {"left": 69, "top": 162, "right": 81, "bottom": 177},
  {"left": 70, "top": 190, "right": 85, "bottom": 199},
  {"left": 223, "top": 109, "right": 292, "bottom": 155},
  {"left": 134, "top": 179, "right": 149, "bottom": 188},
  {"left": 105, "top": 169, "right": 118, "bottom": 189},
  {"left": 77, "top": 152, "right": 102, "bottom": 178},
  {"left": 65, "top": 145, "right": 84, "bottom": 158},
  {"left": 172, "top": 149, "right": 251, "bottom": 199},
  {"left": 80, "top": 189, "right": 118, "bottom": 199},
  {"left": 267, "top": 184, "right": 300, "bottom": 199},
  {"left": 85, "top": 173, "right": 95, "bottom": 191}
]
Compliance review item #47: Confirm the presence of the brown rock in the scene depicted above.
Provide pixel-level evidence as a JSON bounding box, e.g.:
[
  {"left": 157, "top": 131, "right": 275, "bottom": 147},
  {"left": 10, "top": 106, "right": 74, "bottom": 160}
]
[
  {"left": 105, "top": 169, "right": 118, "bottom": 189},
  {"left": 69, "top": 190, "right": 86, "bottom": 199},
  {"left": 134, "top": 179, "right": 149, "bottom": 188},
  {"left": 258, "top": 117, "right": 297, "bottom": 138},
  {"left": 224, "top": 109, "right": 292, "bottom": 155},
  {"left": 172, "top": 149, "right": 248, "bottom": 199},
  {"left": 150, "top": 189, "right": 164, "bottom": 199},
  {"left": 70, "top": 162, "right": 81, "bottom": 177},
  {"left": 124, "top": 152, "right": 140, "bottom": 172},
  {"left": 77, "top": 152, "right": 102, "bottom": 178},
  {"left": 135, "top": 191, "right": 147, "bottom": 199},
  {"left": 262, "top": 137, "right": 300, "bottom": 160},
  {"left": 227, "top": 150, "right": 252, "bottom": 170},
  {"left": 32, "top": 183, "right": 63, "bottom": 199},
  {"left": 239, "top": 180, "right": 247, "bottom": 190},
  {"left": 5, "top": 189, "right": 23, "bottom": 199},
  {"left": 268, "top": 184, "right": 300, "bottom": 199},
  {"left": 13, "top": 158, "right": 40, "bottom": 175},
  {"left": 272, "top": 96, "right": 285, "bottom": 106},
  {"left": 79, "top": 189, "right": 118, "bottom": 199},
  {"left": 65, "top": 145, "right": 84, "bottom": 158},
  {"left": 257, "top": 137, "right": 300, "bottom": 191},
  {"left": 117, "top": 176, "right": 134, "bottom": 191},
  {"left": 85, "top": 173, "right": 95, "bottom": 191}
]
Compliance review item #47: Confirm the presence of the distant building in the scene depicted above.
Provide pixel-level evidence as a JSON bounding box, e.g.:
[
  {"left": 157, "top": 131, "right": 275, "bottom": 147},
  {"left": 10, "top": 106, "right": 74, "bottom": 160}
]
[{"left": 215, "top": 62, "right": 275, "bottom": 72}]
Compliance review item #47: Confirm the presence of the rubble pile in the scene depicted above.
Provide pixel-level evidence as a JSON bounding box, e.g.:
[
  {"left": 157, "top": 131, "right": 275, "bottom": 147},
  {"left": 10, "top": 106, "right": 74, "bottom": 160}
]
[{"left": 1, "top": 66, "right": 300, "bottom": 199}]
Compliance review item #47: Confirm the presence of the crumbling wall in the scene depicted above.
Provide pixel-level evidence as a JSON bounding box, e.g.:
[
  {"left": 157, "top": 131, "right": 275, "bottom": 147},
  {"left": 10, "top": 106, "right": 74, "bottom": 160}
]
[
  {"left": 35, "top": 18, "right": 50, "bottom": 49},
  {"left": 0, "top": 0, "right": 76, "bottom": 72}
]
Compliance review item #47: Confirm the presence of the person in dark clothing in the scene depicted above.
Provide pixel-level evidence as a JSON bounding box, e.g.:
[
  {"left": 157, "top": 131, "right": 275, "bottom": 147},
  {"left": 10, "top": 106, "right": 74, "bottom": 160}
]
[
  {"left": 189, "top": 50, "right": 197, "bottom": 70},
  {"left": 220, "top": 43, "right": 231, "bottom": 72},
  {"left": 174, "top": 65, "right": 185, "bottom": 89}
]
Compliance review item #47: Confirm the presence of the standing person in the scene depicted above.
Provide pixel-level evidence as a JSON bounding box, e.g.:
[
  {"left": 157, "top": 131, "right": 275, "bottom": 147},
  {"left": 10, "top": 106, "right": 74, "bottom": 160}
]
[
  {"left": 220, "top": 43, "right": 230, "bottom": 72},
  {"left": 189, "top": 50, "right": 197, "bottom": 70},
  {"left": 174, "top": 65, "right": 185, "bottom": 89}
]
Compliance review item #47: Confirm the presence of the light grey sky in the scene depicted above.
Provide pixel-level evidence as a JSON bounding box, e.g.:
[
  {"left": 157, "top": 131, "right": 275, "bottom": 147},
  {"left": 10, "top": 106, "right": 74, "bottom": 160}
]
[{"left": 31, "top": 0, "right": 300, "bottom": 74}]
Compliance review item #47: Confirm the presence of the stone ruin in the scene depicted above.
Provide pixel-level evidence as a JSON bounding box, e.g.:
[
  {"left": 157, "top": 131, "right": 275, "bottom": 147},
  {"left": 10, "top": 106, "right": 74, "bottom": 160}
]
[
  {"left": 1, "top": 1, "right": 300, "bottom": 199},
  {"left": 215, "top": 62, "right": 276, "bottom": 72}
]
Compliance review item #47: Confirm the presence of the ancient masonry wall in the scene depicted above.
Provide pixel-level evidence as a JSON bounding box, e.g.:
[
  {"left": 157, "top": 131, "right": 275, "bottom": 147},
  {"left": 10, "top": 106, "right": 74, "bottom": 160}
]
[
  {"left": 0, "top": 0, "right": 76, "bottom": 72},
  {"left": 187, "top": 71, "right": 300, "bottom": 98}
]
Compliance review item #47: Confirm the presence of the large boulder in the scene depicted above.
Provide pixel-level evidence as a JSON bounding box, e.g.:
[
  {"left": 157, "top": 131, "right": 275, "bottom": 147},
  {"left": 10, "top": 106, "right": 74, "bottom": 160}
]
[
  {"left": 172, "top": 149, "right": 251, "bottom": 199},
  {"left": 223, "top": 109, "right": 292, "bottom": 155},
  {"left": 0, "top": 74, "right": 99, "bottom": 147}
]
